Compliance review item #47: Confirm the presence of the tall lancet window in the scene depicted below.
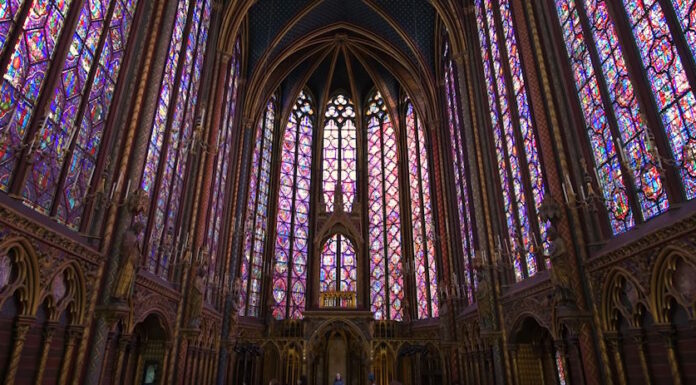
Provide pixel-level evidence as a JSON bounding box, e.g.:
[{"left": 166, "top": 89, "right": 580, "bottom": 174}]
[
  {"left": 240, "top": 95, "right": 277, "bottom": 317},
  {"left": 366, "top": 91, "right": 404, "bottom": 321},
  {"left": 138, "top": 0, "right": 211, "bottom": 279},
  {"left": 272, "top": 90, "right": 314, "bottom": 320},
  {"left": 553, "top": 0, "right": 696, "bottom": 233},
  {"left": 204, "top": 38, "right": 240, "bottom": 305},
  {"left": 404, "top": 100, "right": 439, "bottom": 318},
  {"left": 319, "top": 234, "right": 357, "bottom": 294},
  {"left": 442, "top": 41, "right": 476, "bottom": 304},
  {"left": 322, "top": 93, "right": 357, "bottom": 212},
  {"left": 475, "top": 0, "right": 547, "bottom": 281},
  {"left": 0, "top": 0, "right": 140, "bottom": 229},
  {"left": 554, "top": 0, "right": 664, "bottom": 233},
  {"left": 620, "top": 0, "right": 696, "bottom": 199}
]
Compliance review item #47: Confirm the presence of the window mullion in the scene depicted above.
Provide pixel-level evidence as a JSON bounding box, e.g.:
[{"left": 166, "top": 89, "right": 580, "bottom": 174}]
[
  {"left": 491, "top": 0, "right": 542, "bottom": 276},
  {"left": 475, "top": 3, "right": 529, "bottom": 279},
  {"left": 154, "top": 6, "right": 207, "bottom": 277},
  {"left": 5, "top": 0, "right": 87, "bottom": 195},
  {"left": 414, "top": 114, "right": 433, "bottom": 317},
  {"left": 141, "top": 0, "right": 198, "bottom": 269},
  {"left": 602, "top": 0, "right": 689, "bottom": 202},
  {"left": 286, "top": 113, "right": 301, "bottom": 319},
  {"left": 571, "top": 0, "right": 648, "bottom": 225},
  {"left": 657, "top": 0, "right": 696, "bottom": 93},
  {"left": 46, "top": 0, "right": 123, "bottom": 217},
  {"left": 245, "top": 113, "right": 268, "bottom": 314}
]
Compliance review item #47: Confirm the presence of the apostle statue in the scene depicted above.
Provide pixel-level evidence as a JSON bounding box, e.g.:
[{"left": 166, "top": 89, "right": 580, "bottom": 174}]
[{"left": 112, "top": 220, "right": 144, "bottom": 302}]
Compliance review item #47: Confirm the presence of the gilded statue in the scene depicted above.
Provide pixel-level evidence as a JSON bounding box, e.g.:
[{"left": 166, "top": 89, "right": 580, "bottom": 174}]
[{"left": 112, "top": 220, "right": 144, "bottom": 302}]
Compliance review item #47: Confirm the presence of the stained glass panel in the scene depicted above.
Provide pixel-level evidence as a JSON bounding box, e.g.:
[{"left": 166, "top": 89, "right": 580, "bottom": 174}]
[
  {"left": 405, "top": 100, "right": 439, "bottom": 319},
  {"left": 205, "top": 38, "right": 239, "bottom": 304},
  {"left": 322, "top": 93, "right": 356, "bottom": 212},
  {"left": 55, "top": 0, "right": 140, "bottom": 228},
  {"left": 498, "top": 0, "right": 546, "bottom": 272},
  {"left": 319, "top": 234, "right": 356, "bottom": 295},
  {"left": 366, "top": 91, "right": 403, "bottom": 321},
  {"left": 0, "top": 0, "right": 76, "bottom": 190},
  {"left": 240, "top": 96, "right": 275, "bottom": 317},
  {"left": 476, "top": 0, "right": 547, "bottom": 280},
  {"left": 670, "top": 1, "right": 696, "bottom": 62},
  {"left": 151, "top": 0, "right": 210, "bottom": 278},
  {"left": 555, "top": 0, "right": 669, "bottom": 233},
  {"left": 620, "top": 0, "right": 696, "bottom": 198},
  {"left": 0, "top": 0, "right": 26, "bottom": 55},
  {"left": 271, "top": 90, "right": 313, "bottom": 320},
  {"left": 137, "top": 0, "right": 191, "bottom": 237},
  {"left": 442, "top": 43, "right": 476, "bottom": 303}
]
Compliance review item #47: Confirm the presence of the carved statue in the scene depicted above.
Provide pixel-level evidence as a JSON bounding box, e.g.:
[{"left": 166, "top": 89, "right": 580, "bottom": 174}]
[
  {"left": 547, "top": 226, "right": 575, "bottom": 305},
  {"left": 231, "top": 277, "right": 243, "bottom": 313},
  {"left": 112, "top": 220, "right": 145, "bottom": 302},
  {"left": 475, "top": 265, "right": 494, "bottom": 331},
  {"left": 187, "top": 262, "right": 206, "bottom": 328},
  {"left": 540, "top": 195, "right": 576, "bottom": 307}
]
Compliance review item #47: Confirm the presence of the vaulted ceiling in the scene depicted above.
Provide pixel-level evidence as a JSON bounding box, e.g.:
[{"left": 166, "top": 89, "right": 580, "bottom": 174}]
[{"left": 221, "top": 0, "right": 443, "bottom": 125}]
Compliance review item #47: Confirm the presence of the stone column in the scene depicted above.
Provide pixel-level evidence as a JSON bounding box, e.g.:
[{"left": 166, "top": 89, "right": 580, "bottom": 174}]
[
  {"left": 604, "top": 332, "right": 626, "bottom": 385},
  {"left": 5, "top": 316, "right": 34, "bottom": 385},
  {"left": 112, "top": 334, "right": 132, "bottom": 385},
  {"left": 657, "top": 326, "right": 682, "bottom": 385},
  {"left": 59, "top": 326, "right": 84, "bottom": 385},
  {"left": 629, "top": 330, "right": 652, "bottom": 385},
  {"left": 509, "top": 345, "right": 519, "bottom": 385},
  {"left": 33, "top": 321, "right": 58, "bottom": 385}
]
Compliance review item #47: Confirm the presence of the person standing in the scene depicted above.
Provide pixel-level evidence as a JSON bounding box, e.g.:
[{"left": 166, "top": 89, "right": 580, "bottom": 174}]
[{"left": 333, "top": 373, "right": 344, "bottom": 385}]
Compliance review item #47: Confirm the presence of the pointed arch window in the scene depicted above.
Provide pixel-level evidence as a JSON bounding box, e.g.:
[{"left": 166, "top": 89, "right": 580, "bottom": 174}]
[
  {"left": 366, "top": 91, "right": 404, "bottom": 321},
  {"left": 319, "top": 234, "right": 357, "bottom": 294},
  {"left": 137, "top": 0, "right": 211, "bottom": 278},
  {"left": 404, "top": 100, "right": 440, "bottom": 318},
  {"left": 271, "top": 90, "right": 314, "bottom": 320},
  {"left": 204, "top": 38, "right": 241, "bottom": 305},
  {"left": 442, "top": 40, "right": 476, "bottom": 304},
  {"left": 240, "top": 95, "right": 277, "bottom": 317},
  {"left": 0, "top": 0, "right": 141, "bottom": 229},
  {"left": 475, "top": 0, "right": 547, "bottom": 281},
  {"left": 322, "top": 93, "right": 356, "bottom": 212},
  {"left": 552, "top": 0, "right": 696, "bottom": 233}
]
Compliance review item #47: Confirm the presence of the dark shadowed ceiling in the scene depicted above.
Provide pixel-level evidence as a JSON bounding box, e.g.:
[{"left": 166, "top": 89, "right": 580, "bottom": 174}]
[
  {"left": 247, "top": 0, "right": 436, "bottom": 76},
  {"left": 238, "top": 0, "right": 440, "bottom": 125}
]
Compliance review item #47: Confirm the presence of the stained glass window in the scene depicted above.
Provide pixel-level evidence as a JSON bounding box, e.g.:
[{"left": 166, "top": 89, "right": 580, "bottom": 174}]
[
  {"left": 319, "top": 233, "right": 356, "bottom": 293},
  {"left": 19, "top": 0, "right": 141, "bottom": 228},
  {"left": 556, "top": 350, "right": 567, "bottom": 385},
  {"left": 365, "top": 91, "right": 403, "bottom": 321},
  {"left": 271, "top": 90, "right": 314, "bottom": 320},
  {"left": 240, "top": 95, "right": 276, "bottom": 317},
  {"left": 0, "top": 0, "right": 28, "bottom": 55},
  {"left": 405, "top": 100, "right": 439, "bottom": 319},
  {"left": 0, "top": 0, "right": 77, "bottom": 190},
  {"left": 554, "top": 0, "right": 667, "bottom": 234},
  {"left": 670, "top": 1, "right": 696, "bottom": 61},
  {"left": 205, "top": 38, "right": 240, "bottom": 304},
  {"left": 618, "top": 0, "right": 696, "bottom": 199},
  {"left": 442, "top": 41, "right": 476, "bottom": 304},
  {"left": 138, "top": 0, "right": 210, "bottom": 279},
  {"left": 475, "top": 0, "right": 546, "bottom": 281},
  {"left": 149, "top": 0, "right": 211, "bottom": 278},
  {"left": 322, "top": 93, "right": 356, "bottom": 212}
]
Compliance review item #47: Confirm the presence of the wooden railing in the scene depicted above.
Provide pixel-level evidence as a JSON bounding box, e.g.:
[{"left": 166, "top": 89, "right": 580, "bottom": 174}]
[{"left": 319, "top": 291, "right": 357, "bottom": 308}]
